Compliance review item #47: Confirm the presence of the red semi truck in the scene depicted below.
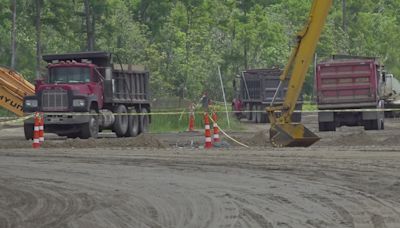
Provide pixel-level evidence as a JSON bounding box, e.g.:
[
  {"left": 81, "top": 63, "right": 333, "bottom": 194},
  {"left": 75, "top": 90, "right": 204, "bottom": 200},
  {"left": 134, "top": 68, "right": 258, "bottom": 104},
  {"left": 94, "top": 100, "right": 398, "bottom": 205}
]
[
  {"left": 316, "top": 56, "right": 385, "bottom": 131},
  {"left": 23, "top": 51, "right": 150, "bottom": 139}
]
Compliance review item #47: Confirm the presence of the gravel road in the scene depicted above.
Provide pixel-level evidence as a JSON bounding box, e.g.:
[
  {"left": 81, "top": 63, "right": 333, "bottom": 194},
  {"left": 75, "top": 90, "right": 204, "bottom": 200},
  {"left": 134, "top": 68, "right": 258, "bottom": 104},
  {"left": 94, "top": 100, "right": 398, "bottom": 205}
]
[{"left": 0, "top": 114, "right": 400, "bottom": 227}]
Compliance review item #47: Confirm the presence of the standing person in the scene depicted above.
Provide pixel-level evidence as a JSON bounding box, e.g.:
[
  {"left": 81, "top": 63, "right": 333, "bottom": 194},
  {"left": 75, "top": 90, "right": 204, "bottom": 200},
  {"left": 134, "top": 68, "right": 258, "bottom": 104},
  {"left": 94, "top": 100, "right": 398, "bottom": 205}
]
[{"left": 200, "top": 92, "right": 210, "bottom": 112}]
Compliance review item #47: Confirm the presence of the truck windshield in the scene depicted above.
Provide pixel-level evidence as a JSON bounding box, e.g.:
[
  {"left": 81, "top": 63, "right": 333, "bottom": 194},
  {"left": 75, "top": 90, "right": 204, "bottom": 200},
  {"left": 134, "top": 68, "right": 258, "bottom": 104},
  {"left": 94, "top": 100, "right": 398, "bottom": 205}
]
[{"left": 49, "top": 67, "right": 91, "bottom": 84}]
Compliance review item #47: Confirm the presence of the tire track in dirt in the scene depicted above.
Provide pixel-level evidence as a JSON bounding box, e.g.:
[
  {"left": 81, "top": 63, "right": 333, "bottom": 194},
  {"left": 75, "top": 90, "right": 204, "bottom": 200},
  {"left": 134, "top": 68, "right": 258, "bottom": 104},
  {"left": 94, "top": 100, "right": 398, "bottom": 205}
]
[{"left": 0, "top": 149, "right": 400, "bottom": 227}]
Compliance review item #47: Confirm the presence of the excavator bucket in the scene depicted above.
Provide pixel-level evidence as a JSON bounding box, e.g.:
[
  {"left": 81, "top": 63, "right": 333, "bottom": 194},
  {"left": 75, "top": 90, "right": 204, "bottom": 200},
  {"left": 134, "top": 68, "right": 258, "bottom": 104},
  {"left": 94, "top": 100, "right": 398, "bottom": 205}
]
[{"left": 270, "top": 123, "right": 320, "bottom": 147}]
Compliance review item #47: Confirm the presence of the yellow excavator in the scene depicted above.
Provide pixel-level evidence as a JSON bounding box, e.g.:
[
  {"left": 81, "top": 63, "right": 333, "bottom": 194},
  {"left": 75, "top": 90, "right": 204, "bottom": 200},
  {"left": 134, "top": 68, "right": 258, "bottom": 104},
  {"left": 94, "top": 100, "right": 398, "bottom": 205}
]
[
  {"left": 267, "top": 0, "right": 333, "bottom": 147},
  {"left": 0, "top": 67, "right": 35, "bottom": 117}
]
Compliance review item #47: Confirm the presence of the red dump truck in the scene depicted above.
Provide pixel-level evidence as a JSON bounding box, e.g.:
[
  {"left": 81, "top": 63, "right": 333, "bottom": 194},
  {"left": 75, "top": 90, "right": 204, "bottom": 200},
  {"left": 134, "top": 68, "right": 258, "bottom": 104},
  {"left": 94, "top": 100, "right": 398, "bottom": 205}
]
[
  {"left": 316, "top": 56, "right": 385, "bottom": 131},
  {"left": 232, "top": 68, "right": 303, "bottom": 123},
  {"left": 23, "top": 51, "right": 151, "bottom": 139}
]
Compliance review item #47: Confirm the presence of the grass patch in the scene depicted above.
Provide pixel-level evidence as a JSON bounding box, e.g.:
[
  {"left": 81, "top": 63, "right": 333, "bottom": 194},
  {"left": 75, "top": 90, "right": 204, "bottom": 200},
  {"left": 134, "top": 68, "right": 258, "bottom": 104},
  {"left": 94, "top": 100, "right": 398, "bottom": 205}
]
[
  {"left": 302, "top": 101, "right": 317, "bottom": 111},
  {"left": 149, "top": 108, "right": 244, "bottom": 133}
]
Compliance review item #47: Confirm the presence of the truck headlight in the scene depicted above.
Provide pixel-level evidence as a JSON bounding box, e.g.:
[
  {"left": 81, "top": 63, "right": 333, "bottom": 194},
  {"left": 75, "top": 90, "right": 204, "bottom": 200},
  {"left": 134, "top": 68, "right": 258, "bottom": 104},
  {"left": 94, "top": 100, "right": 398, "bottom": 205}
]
[
  {"left": 72, "top": 99, "right": 86, "bottom": 107},
  {"left": 25, "top": 99, "right": 38, "bottom": 107}
]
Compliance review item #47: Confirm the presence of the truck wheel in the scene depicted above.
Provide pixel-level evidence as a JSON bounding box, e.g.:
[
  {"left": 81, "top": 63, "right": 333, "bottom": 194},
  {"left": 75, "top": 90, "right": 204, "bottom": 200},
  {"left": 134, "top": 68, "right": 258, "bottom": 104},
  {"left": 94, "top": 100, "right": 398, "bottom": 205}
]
[
  {"left": 319, "top": 122, "right": 335, "bottom": 131},
  {"left": 364, "top": 120, "right": 378, "bottom": 130},
  {"left": 256, "top": 105, "right": 262, "bottom": 123},
  {"left": 291, "top": 112, "right": 302, "bottom": 123},
  {"left": 245, "top": 103, "right": 252, "bottom": 120},
  {"left": 80, "top": 110, "right": 99, "bottom": 139},
  {"left": 66, "top": 133, "right": 79, "bottom": 139},
  {"left": 139, "top": 107, "right": 150, "bottom": 133},
  {"left": 259, "top": 105, "right": 267, "bottom": 123},
  {"left": 113, "top": 105, "right": 129, "bottom": 137},
  {"left": 365, "top": 119, "right": 384, "bottom": 130},
  {"left": 327, "top": 122, "right": 336, "bottom": 131},
  {"left": 24, "top": 123, "right": 34, "bottom": 140},
  {"left": 318, "top": 122, "right": 326, "bottom": 132},
  {"left": 251, "top": 105, "right": 257, "bottom": 123},
  {"left": 125, "top": 108, "right": 139, "bottom": 137}
]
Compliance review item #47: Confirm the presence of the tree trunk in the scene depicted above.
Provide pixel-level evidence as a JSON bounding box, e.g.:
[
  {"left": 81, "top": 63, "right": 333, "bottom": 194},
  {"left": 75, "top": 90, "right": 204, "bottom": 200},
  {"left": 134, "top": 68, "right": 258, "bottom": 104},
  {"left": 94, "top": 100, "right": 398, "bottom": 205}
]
[
  {"left": 10, "top": 0, "right": 16, "bottom": 69},
  {"left": 35, "top": 0, "right": 41, "bottom": 80},
  {"left": 84, "top": 0, "right": 94, "bottom": 51},
  {"left": 342, "top": 0, "right": 347, "bottom": 32},
  {"left": 91, "top": 10, "right": 95, "bottom": 50}
]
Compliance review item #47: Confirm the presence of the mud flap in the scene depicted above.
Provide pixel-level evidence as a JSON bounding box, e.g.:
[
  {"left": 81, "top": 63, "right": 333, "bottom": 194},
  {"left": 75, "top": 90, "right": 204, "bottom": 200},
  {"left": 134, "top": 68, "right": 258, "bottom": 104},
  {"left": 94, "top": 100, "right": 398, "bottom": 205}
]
[{"left": 270, "top": 123, "right": 320, "bottom": 147}]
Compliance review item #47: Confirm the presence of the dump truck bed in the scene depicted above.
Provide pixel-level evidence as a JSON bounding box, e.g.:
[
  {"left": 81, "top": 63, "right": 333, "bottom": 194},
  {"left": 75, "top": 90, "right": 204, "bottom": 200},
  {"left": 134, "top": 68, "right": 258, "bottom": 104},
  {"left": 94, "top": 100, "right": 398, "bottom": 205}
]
[
  {"left": 241, "top": 68, "right": 295, "bottom": 104},
  {"left": 316, "top": 59, "right": 380, "bottom": 109}
]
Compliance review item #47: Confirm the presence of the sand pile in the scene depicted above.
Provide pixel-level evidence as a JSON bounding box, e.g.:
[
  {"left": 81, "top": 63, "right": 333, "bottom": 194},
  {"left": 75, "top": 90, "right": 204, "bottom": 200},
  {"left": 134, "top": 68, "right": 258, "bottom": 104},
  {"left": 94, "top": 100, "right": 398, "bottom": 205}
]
[{"left": 246, "top": 130, "right": 270, "bottom": 147}]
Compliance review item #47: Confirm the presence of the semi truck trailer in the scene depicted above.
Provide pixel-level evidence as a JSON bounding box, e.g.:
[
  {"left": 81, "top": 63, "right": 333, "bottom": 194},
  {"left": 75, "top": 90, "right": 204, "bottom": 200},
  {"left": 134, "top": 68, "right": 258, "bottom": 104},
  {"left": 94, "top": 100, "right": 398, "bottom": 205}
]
[
  {"left": 23, "top": 51, "right": 150, "bottom": 139},
  {"left": 316, "top": 56, "right": 384, "bottom": 131}
]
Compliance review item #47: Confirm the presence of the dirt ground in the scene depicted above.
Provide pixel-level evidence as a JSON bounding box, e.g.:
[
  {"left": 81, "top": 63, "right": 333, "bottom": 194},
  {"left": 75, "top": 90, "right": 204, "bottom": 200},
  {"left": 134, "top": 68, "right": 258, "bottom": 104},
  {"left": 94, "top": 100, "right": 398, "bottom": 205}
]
[{"left": 0, "top": 113, "right": 400, "bottom": 227}]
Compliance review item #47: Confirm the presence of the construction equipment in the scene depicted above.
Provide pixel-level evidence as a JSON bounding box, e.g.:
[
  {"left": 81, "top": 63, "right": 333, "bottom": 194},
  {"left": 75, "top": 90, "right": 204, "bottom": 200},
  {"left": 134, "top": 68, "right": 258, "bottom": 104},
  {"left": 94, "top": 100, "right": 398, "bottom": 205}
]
[
  {"left": 0, "top": 67, "right": 35, "bottom": 117},
  {"left": 267, "top": 0, "right": 333, "bottom": 147},
  {"left": 23, "top": 51, "right": 151, "bottom": 140},
  {"left": 316, "top": 56, "right": 385, "bottom": 131},
  {"left": 382, "top": 73, "right": 400, "bottom": 117}
]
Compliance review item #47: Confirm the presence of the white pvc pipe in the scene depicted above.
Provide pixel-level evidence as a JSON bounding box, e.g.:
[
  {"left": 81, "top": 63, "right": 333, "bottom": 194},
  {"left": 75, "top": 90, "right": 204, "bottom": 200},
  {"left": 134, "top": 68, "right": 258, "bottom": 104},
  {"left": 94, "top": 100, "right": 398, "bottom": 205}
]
[{"left": 218, "top": 66, "right": 231, "bottom": 128}]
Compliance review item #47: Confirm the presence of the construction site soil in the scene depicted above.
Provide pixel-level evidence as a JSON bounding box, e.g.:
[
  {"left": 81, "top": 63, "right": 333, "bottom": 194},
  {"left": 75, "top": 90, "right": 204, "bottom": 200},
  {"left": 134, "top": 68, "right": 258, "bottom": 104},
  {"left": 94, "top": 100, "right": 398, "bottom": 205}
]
[{"left": 0, "top": 113, "right": 400, "bottom": 227}]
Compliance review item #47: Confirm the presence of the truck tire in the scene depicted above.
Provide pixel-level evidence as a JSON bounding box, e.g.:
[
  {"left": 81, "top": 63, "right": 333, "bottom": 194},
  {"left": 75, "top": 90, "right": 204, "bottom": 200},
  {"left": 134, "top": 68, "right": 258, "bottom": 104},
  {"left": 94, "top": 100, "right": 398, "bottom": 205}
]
[
  {"left": 256, "top": 105, "right": 262, "bottom": 123},
  {"left": 259, "top": 105, "right": 267, "bottom": 123},
  {"left": 80, "top": 109, "right": 99, "bottom": 139},
  {"left": 245, "top": 103, "right": 252, "bottom": 121},
  {"left": 319, "top": 122, "right": 336, "bottom": 131},
  {"left": 291, "top": 112, "right": 302, "bottom": 123},
  {"left": 318, "top": 122, "right": 326, "bottom": 132},
  {"left": 251, "top": 105, "right": 257, "bottom": 123},
  {"left": 66, "top": 133, "right": 79, "bottom": 139},
  {"left": 364, "top": 119, "right": 384, "bottom": 131},
  {"left": 139, "top": 107, "right": 150, "bottom": 133},
  {"left": 24, "top": 123, "right": 34, "bottom": 140},
  {"left": 125, "top": 107, "right": 139, "bottom": 137},
  {"left": 113, "top": 105, "right": 129, "bottom": 137}
]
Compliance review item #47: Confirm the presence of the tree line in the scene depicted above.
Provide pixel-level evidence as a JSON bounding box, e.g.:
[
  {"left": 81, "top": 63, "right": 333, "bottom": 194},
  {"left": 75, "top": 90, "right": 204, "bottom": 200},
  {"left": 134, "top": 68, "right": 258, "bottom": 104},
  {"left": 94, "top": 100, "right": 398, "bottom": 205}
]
[{"left": 1, "top": 0, "right": 400, "bottom": 100}]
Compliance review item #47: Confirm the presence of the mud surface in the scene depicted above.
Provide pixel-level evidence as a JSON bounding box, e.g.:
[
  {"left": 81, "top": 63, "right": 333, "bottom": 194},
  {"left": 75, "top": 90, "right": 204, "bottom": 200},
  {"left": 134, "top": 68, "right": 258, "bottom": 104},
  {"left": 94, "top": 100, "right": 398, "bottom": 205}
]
[{"left": 0, "top": 113, "right": 400, "bottom": 227}]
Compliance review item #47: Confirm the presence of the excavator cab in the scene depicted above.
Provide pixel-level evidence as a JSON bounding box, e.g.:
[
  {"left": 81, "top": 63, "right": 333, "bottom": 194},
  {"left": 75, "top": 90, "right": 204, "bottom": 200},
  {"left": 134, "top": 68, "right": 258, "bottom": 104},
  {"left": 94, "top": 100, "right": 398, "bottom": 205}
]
[{"left": 267, "top": 0, "right": 332, "bottom": 147}]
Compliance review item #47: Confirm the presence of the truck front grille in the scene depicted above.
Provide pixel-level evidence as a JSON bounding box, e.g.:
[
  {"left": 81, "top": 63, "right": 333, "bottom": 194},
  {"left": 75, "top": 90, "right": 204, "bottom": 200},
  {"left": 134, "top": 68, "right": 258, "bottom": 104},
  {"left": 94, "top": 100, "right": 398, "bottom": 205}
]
[{"left": 42, "top": 89, "right": 69, "bottom": 111}]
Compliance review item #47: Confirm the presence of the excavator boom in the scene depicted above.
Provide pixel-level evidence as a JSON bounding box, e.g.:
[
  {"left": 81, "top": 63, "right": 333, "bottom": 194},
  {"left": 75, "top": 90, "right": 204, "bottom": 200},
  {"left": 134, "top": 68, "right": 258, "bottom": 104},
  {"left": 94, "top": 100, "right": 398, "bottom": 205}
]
[
  {"left": 0, "top": 67, "right": 35, "bottom": 117},
  {"left": 267, "top": 0, "right": 333, "bottom": 147}
]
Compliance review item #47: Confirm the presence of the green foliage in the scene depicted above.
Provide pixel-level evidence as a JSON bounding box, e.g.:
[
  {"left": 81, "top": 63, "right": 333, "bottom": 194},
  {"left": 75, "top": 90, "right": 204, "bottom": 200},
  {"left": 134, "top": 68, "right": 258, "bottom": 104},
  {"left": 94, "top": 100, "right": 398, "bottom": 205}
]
[
  {"left": 149, "top": 109, "right": 243, "bottom": 133},
  {"left": 2, "top": 0, "right": 400, "bottom": 103}
]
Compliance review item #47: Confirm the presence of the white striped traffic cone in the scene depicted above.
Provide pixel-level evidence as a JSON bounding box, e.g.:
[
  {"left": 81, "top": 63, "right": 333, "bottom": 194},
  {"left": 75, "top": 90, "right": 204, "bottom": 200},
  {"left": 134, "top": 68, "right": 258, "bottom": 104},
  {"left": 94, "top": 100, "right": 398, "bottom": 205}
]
[
  {"left": 204, "top": 113, "right": 213, "bottom": 149},
  {"left": 32, "top": 112, "right": 40, "bottom": 149}
]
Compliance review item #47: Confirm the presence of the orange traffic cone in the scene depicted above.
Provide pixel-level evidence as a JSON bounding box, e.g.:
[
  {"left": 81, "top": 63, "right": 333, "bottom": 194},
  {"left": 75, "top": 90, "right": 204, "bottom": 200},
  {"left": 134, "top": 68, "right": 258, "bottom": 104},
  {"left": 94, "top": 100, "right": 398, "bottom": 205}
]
[
  {"left": 204, "top": 113, "right": 213, "bottom": 149},
  {"left": 188, "top": 103, "right": 195, "bottom": 132},
  {"left": 212, "top": 112, "right": 220, "bottom": 143},
  {"left": 188, "top": 112, "right": 195, "bottom": 131},
  {"left": 39, "top": 112, "right": 44, "bottom": 144},
  {"left": 32, "top": 112, "right": 40, "bottom": 149}
]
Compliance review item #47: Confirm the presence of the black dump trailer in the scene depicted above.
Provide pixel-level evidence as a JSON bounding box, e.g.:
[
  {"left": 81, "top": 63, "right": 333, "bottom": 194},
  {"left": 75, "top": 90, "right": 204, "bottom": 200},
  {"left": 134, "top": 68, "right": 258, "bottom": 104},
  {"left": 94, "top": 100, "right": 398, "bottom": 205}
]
[{"left": 233, "top": 68, "right": 303, "bottom": 123}]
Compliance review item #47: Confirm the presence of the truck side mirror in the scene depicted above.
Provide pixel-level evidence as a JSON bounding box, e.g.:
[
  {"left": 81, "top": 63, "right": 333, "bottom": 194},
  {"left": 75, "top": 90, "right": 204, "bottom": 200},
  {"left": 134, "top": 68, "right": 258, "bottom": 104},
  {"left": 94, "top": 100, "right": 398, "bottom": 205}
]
[{"left": 382, "top": 71, "right": 386, "bottom": 82}]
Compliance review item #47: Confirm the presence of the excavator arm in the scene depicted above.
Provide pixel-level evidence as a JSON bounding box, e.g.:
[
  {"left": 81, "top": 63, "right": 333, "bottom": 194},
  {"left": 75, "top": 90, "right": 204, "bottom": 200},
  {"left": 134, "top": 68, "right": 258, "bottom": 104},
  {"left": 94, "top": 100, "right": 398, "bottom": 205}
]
[
  {"left": 267, "top": 0, "right": 332, "bottom": 147},
  {"left": 0, "top": 67, "right": 35, "bottom": 117}
]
